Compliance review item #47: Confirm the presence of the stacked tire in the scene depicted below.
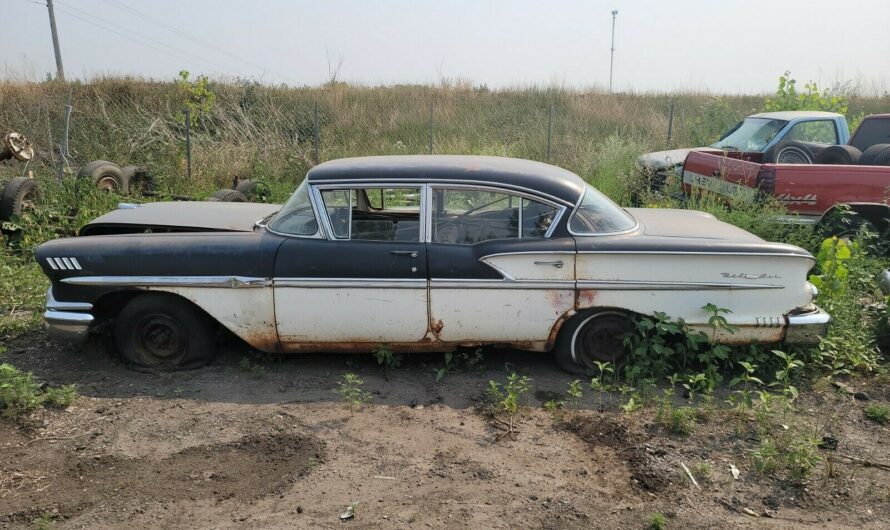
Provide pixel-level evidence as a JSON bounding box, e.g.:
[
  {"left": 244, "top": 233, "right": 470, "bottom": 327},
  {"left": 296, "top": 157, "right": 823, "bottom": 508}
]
[{"left": 204, "top": 179, "right": 268, "bottom": 202}]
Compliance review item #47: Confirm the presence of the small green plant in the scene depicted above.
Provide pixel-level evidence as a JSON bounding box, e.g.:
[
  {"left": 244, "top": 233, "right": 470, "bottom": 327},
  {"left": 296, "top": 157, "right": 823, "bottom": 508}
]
[
  {"left": 589, "top": 361, "right": 613, "bottom": 409},
  {"left": 728, "top": 361, "right": 764, "bottom": 410},
  {"left": 43, "top": 385, "right": 77, "bottom": 408},
  {"left": 435, "top": 349, "right": 484, "bottom": 382},
  {"left": 864, "top": 404, "right": 889, "bottom": 425},
  {"left": 32, "top": 512, "right": 56, "bottom": 530},
  {"left": 808, "top": 237, "right": 854, "bottom": 311},
  {"left": 487, "top": 372, "right": 532, "bottom": 440},
  {"left": 770, "top": 350, "right": 803, "bottom": 402},
  {"left": 691, "top": 462, "right": 711, "bottom": 482},
  {"left": 373, "top": 344, "right": 402, "bottom": 380},
  {"left": 647, "top": 512, "right": 668, "bottom": 530},
  {"left": 663, "top": 406, "right": 697, "bottom": 435},
  {"left": 752, "top": 437, "right": 779, "bottom": 475},
  {"left": 0, "top": 363, "right": 77, "bottom": 420},
  {"left": 238, "top": 356, "right": 266, "bottom": 379},
  {"left": 543, "top": 399, "right": 564, "bottom": 418},
  {"left": 620, "top": 395, "right": 643, "bottom": 414},
  {"left": 336, "top": 372, "right": 372, "bottom": 410},
  {"left": 784, "top": 435, "right": 821, "bottom": 483},
  {"left": 566, "top": 379, "right": 583, "bottom": 408}
]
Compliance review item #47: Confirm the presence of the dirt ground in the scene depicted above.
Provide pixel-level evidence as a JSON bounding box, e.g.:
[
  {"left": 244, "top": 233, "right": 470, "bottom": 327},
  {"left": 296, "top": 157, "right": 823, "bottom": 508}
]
[{"left": 1, "top": 332, "right": 889, "bottom": 529}]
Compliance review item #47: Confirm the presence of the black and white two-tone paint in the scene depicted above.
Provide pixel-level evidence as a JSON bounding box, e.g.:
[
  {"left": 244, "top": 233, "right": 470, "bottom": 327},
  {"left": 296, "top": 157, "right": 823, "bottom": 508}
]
[{"left": 36, "top": 155, "right": 829, "bottom": 373}]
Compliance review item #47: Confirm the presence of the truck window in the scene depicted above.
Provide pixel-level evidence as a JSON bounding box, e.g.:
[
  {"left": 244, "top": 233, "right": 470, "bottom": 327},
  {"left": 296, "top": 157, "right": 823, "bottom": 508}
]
[
  {"left": 850, "top": 118, "right": 890, "bottom": 152},
  {"left": 786, "top": 120, "right": 837, "bottom": 144},
  {"left": 710, "top": 118, "right": 786, "bottom": 152}
]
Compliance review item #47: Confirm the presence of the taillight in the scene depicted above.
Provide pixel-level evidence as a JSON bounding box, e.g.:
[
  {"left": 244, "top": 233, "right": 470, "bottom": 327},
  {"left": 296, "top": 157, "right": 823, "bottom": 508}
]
[{"left": 755, "top": 168, "right": 776, "bottom": 198}]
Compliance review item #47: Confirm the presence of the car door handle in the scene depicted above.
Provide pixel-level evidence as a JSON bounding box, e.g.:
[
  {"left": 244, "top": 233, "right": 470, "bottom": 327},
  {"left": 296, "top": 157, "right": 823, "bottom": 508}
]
[
  {"left": 390, "top": 250, "right": 419, "bottom": 258},
  {"left": 534, "top": 260, "right": 564, "bottom": 268}
]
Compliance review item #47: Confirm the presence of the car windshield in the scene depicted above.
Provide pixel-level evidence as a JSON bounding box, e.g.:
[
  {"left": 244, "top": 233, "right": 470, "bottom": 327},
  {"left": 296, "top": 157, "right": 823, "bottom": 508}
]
[
  {"left": 569, "top": 185, "right": 636, "bottom": 234},
  {"left": 267, "top": 180, "right": 319, "bottom": 236},
  {"left": 710, "top": 118, "right": 787, "bottom": 152}
]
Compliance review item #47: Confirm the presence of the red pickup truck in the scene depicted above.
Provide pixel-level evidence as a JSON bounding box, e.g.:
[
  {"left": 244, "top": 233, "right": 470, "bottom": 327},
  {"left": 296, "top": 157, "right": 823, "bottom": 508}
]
[{"left": 682, "top": 114, "right": 890, "bottom": 233}]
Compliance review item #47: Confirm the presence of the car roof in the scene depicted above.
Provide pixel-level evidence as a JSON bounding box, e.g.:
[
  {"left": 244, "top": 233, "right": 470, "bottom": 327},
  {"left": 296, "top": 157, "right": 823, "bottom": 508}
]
[
  {"left": 748, "top": 111, "right": 843, "bottom": 120},
  {"left": 306, "top": 155, "right": 586, "bottom": 205}
]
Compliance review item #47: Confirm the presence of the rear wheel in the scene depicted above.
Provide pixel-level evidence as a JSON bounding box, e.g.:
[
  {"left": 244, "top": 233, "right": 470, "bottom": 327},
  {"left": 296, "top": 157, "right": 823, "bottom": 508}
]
[
  {"left": 554, "top": 310, "right": 632, "bottom": 375},
  {"left": 114, "top": 293, "right": 216, "bottom": 370}
]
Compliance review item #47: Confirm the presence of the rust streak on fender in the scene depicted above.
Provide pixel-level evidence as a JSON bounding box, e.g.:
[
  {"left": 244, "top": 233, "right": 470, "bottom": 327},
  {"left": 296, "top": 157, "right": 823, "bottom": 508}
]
[
  {"left": 576, "top": 289, "right": 598, "bottom": 310},
  {"left": 546, "top": 309, "right": 577, "bottom": 350}
]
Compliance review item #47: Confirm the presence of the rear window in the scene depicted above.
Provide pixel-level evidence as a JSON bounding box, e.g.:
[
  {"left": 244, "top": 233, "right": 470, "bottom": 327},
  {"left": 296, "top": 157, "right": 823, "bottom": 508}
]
[
  {"left": 568, "top": 186, "right": 637, "bottom": 234},
  {"left": 851, "top": 118, "right": 890, "bottom": 152}
]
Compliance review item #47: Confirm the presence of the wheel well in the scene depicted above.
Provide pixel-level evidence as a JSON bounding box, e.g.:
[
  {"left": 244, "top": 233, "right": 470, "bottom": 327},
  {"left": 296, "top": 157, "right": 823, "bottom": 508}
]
[
  {"left": 92, "top": 289, "right": 219, "bottom": 331},
  {"left": 819, "top": 203, "right": 890, "bottom": 231},
  {"left": 549, "top": 307, "right": 640, "bottom": 350}
]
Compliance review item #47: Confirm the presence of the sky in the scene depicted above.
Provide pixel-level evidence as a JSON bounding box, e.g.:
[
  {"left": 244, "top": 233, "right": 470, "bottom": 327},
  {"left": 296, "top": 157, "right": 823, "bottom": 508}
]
[{"left": 2, "top": 0, "right": 889, "bottom": 94}]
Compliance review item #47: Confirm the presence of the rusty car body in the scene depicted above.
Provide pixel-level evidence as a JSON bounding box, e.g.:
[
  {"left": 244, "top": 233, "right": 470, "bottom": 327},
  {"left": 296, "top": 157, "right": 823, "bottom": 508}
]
[{"left": 36, "top": 155, "right": 829, "bottom": 373}]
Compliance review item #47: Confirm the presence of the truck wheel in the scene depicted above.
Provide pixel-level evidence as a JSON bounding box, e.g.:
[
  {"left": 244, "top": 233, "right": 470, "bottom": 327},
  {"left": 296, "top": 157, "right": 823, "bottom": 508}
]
[
  {"left": 115, "top": 293, "right": 216, "bottom": 371},
  {"left": 554, "top": 310, "right": 631, "bottom": 375},
  {"left": 816, "top": 145, "right": 862, "bottom": 165},
  {"left": 208, "top": 189, "right": 247, "bottom": 202},
  {"left": 819, "top": 209, "right": 880, "bottom": 239},
  {"left": 78, "top": 160, "right": 129, "bottom": 194},
  {"left": 0, "top": 177, "right": 41, "bottom": 221},
  {"left": 858, "top": 144, "right": 890, "bottom": 166},
  {"left": 763, "top": 141, "right": 814, "bottom": 164},
  {"left": 121, "top": 165, "right": 154, "bottom": 194}
]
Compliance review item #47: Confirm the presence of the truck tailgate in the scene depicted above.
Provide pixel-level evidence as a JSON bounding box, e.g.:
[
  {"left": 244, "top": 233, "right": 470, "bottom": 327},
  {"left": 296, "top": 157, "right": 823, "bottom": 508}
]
[{"left": 682, "top": 151, "right": 762, "bottom": 199}]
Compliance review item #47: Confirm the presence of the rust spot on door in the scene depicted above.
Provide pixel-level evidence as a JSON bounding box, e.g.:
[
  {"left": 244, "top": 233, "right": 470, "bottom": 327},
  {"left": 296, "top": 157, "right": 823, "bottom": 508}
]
[{"left": 431, "top": 319, "right": 444, "bottom": 335}]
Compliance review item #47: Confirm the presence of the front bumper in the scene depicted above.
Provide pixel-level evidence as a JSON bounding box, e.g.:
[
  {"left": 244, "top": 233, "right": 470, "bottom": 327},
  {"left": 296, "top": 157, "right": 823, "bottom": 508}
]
[
  {"left": 784, "top": 308, "right": 831, "bottom": 344},
  {"left": 44, "top": 288, "right": 94, "bottom": 344}
]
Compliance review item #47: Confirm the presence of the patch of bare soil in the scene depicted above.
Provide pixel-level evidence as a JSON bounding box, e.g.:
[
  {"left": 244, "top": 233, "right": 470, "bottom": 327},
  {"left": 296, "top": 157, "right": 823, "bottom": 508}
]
[{"left": 0, "top": 332, "right": 888, "bottom": 529}]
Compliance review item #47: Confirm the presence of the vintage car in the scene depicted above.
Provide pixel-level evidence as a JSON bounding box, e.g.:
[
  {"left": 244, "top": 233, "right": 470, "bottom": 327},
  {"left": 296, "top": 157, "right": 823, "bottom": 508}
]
[{"left": 36, "top": 155, "right": 829, "bottom": 374}]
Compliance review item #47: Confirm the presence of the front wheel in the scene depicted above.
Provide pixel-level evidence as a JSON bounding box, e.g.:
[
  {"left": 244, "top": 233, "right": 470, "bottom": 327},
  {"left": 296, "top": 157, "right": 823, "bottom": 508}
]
[
  {"left": 114, "top": 293, "right": 216, "bottom": 370},
  {"left": 554, "top": 310, "right": 632, "bottom": 375}
]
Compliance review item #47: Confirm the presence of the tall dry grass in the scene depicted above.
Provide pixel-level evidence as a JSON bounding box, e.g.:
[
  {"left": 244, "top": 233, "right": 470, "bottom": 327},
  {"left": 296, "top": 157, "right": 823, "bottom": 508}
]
[{"left": 1, "top": 78, "right": 887, "bottom": 202}]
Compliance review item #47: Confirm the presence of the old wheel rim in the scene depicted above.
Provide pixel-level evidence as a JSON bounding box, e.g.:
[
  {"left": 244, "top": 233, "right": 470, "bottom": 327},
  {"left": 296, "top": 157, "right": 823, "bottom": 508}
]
[
  {"left": 776, "top": 148, "right": 811, "bottom": 164},
  {"left": 572, "top": 312, "right": 630, "bottom": 369},
  {"left": 96, "top": 175, "right": 120, "bottom": 191},
  {"left": 135, "top": 314, "right": 187, "bottom": 364}
]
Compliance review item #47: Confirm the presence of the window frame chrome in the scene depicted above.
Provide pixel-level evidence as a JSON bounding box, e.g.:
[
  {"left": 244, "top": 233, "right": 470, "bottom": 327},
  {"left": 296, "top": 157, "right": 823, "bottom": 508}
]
[
  {"left": 425, "top": 183, "right": 567, "bottom": 243},
  {"left": 264, "top": 180, "right": 326, "bottom": 240},
  {"left": 566, "top": 185, "right": 640, "bottom": 237},
  {"left": 311, "top": 182, "right": 427, "bottom": 243}
]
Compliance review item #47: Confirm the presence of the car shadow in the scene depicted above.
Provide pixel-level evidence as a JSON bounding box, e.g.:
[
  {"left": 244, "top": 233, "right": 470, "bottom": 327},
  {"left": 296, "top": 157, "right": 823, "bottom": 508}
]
[{"left": 4, "top": 331, "right": 603, "bottom": 410}]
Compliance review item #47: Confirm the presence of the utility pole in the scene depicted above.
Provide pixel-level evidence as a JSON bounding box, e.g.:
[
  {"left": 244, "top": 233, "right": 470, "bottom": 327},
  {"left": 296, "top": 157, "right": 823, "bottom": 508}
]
[
  {"left": 608, "top": 10, "right": 618, "bottom": 93},
  {"left": 46, "top": 0, "right": 65, "bottom": 81}
]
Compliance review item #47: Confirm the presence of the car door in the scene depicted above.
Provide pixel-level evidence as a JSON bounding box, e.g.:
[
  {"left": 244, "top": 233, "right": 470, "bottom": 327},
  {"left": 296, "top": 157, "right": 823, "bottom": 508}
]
[
  {"left": 273, "top": 185, "right": 429, "bottom": 349},
  {"left": 426, "top": 186, "right": 575, "bottom": 346}
]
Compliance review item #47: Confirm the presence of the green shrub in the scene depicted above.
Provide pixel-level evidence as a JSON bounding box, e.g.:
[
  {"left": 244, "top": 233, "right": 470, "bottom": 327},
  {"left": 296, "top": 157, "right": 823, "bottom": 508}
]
[
  {"left": 864, "top": 404, "right": 889, "bottom": 425},
  {"left": 0, "top": 363, "right": 77, "bottom": 419}
]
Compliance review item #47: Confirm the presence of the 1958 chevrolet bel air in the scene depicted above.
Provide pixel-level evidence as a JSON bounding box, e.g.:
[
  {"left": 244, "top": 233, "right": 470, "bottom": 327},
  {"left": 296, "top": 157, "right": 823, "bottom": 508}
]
[{"left": 36, "top": 155, "right": 829, "bottom": 373}]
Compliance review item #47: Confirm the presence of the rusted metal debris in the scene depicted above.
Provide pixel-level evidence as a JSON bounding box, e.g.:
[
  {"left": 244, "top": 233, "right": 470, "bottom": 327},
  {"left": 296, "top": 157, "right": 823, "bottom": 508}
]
[{"left": 0, "top": 132, "right": 34, "bottom": 162}]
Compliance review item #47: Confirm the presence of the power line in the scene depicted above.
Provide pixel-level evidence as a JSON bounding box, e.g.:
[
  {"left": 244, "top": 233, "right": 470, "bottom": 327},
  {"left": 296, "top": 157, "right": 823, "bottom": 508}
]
[
  {"left": 99, "top": 0, "right": 299, "bottom": 83},
  {"left": 53, "top": 0, "right": 231, "bottom": 74}
]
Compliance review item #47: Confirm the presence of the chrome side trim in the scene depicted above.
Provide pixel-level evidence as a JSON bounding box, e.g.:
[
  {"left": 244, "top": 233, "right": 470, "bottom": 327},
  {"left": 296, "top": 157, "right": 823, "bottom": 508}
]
[
  {"left": 430, "top": 279, "right": 575, "bottom": 290},
  {"left": 576, "top": 279, "right": 784, "bottom": 290},
  {"left": 60, "top": 276, "right": 271, "bottom": 288},
  {"left": 275, "top": 278, "right": 427, "bottom": 289},
  {"left": 46, "top": 287, "right": 93, "bottom": 311},
  {"left": 576, "top": 250, "right": 814, "bottom": 261}
]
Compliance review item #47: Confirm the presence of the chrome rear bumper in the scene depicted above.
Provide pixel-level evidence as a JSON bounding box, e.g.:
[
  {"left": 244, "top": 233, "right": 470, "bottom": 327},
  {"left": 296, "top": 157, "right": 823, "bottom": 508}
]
[
  {"left": 784, "top": 308, "right": 830, "bottom": 344},
  {"left": 44, "top": 288, "right": 93, "bottom": 344}
]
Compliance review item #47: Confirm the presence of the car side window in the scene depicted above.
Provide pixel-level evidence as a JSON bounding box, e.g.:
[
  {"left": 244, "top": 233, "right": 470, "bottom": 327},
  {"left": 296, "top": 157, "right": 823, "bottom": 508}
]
[
  {"left": 432, "top": 188, "right": 557, "bottom": 244},
  {"left": 320, "top": 187, "right": 421, "bottom": 241},
  {"left": 786, "top": 120, "right": 837, "bottom": 144}
]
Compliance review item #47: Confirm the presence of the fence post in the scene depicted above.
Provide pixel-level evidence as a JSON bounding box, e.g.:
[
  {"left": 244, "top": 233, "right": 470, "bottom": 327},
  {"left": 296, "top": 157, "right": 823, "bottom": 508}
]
[
  {"left": 184, "top": 108, "right": 192, "bottom": 181},
  {"left": 428, "top": 100, "right": 434, "bottom": 154},
  {"left": 546, "top": 103, "right": 553, "bottom": 161},
  {"left": 313, "top": 97, "right": 320, "bottom": 165},
  {"left": 666, "top": 100, "right": 675, "bottom": 148}
]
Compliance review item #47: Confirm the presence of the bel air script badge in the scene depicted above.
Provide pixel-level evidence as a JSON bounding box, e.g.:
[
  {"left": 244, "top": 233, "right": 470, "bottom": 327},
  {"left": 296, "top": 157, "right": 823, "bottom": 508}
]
[{"left": 722, "top": 272, "right": 782, "bottom": 280}]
